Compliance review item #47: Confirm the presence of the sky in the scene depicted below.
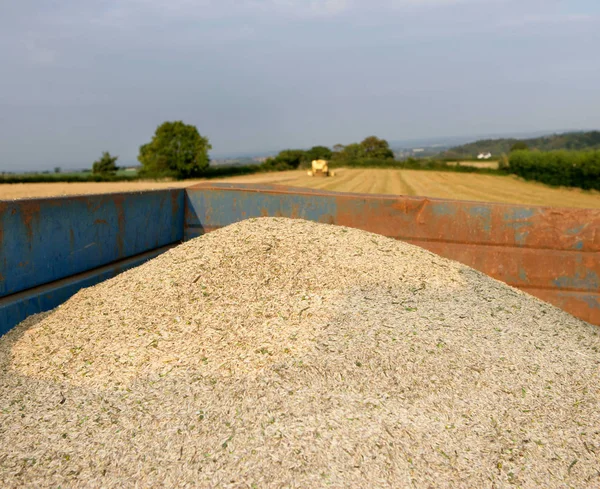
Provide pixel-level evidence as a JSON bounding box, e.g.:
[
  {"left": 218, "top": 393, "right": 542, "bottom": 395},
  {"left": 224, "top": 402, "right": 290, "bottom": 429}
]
[{"left": 0, "top": 0, "right": 599, "bottom": 170}]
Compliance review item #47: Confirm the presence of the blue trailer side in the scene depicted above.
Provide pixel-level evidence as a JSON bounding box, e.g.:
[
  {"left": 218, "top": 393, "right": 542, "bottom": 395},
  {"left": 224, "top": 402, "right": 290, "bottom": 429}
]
[
  {"left": 0, "top": 244, "right": 175, "bottom": 337},
  {"left": 0, "top": 190, "right": 184, "bottom": 334},
  {"left": 0, "top": 190, "right": 183, "bottom": 297}
]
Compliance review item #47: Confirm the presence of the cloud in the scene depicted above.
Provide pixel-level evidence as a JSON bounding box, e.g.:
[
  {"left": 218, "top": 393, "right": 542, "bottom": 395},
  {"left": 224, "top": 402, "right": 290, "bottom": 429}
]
[
  {"left": 245, "top": 0, "right": 351, "bottom": 18},
  {"left": 86, "top": 0, "right": 495, "bottom": 26},
  {"left": 102, "top": 0, "right": 351, "bottom": 21},
  {"left": 22, "top": 35, "right": 58, "bottom": 66},
  {"left": 507, "top": 13, "right": 594, "bottom": 26},
  {"left": 307, "top": 0, "right": 350, "bottom": 16}
]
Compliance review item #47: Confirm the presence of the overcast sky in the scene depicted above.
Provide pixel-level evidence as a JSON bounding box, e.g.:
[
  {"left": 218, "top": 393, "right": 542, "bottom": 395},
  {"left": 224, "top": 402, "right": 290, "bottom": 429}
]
[{"left": 1, "top": 0, "right": 599, "bottom": 170}]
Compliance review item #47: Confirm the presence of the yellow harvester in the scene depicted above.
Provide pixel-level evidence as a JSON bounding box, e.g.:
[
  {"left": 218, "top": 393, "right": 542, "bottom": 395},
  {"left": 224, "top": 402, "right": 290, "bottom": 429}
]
[{"left": 307, "top": 159, "right": 335, "bottom": 177}]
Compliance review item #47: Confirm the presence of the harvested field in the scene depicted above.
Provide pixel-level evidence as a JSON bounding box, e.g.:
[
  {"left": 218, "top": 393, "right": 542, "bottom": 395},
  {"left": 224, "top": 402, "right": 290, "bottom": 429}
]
[
  {"left": 1, "top": 217, "right": 599, "bottom": 488},
  {"left": 3, "top": 169, "right": 600, "bottom": 209},
  {"left": 446, "top": 161, "right": 500, "bottom": 170},
  {"left": 0, "top": 179, "right": 195, "bottom": 200},
  {"left": 222, "top": 169, "right": 600, "bottom": 209}
]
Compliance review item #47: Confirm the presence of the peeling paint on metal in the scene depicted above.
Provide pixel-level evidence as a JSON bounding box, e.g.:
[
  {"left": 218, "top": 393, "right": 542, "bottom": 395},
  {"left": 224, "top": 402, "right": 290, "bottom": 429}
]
[
  {"left": 514, "top": 230, "right": 530, "bottom": 246},
  {"left": 553, "top": 271, "right": 600, "bottom": 291},
  {"left": 431, "top": 203, "right": 457, "bottom": 217},
  {"left": 468, "top": 206, "right": 493, "bottom": 234},
  {"left": 519, "top": 268, "right": 528, "bottom": 282},
  {"left": 566, "top": 224, "right": 586, "bottom": 235},
  {"left": 504, "top": 208, "right": 536, "bottom": 222}
]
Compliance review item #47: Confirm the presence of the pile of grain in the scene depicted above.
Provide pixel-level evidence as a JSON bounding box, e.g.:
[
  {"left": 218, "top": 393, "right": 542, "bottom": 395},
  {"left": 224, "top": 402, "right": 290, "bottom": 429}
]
[{"left": 1, "top": 217, "right": 599, "bottom": 488}]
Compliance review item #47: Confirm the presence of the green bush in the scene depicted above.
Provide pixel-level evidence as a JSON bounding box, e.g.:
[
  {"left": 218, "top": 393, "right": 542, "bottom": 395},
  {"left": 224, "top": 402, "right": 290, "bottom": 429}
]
[
  {"left": 92, "top": 152, "right": 118, "bottom": 175},
  {"left": 261, "top": 150, "right": 307, "bottom": 172},
  {"left": 200, "top": 164, "right": 262, "bottom": 179},
  {"left": 508, "top": 150, "right": 600, "bottom": 190},
  {"left": 0, "top": 173, "right": 139, "bottom": 184},
  {"left": 329, "top": 157, "right": 501, "bottom": 174}
]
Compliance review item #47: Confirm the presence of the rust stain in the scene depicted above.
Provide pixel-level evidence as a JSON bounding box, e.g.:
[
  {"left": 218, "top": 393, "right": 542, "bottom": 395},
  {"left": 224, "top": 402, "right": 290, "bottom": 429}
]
[
  {"left": 112, "top": 195, "right": 126, "bottom": 258},
  {"left": 525, "top": 288, "right": 600, "bottom": 325},
  {"left": 170, "top": 190, "right": 180, "bottom": 240},
  {"left": 94, "top": 219, "right": 108, "bottom": 225},
  {"left": 86, "top": 199, "right": 101, "bottom": 213},
  {"left": 17, "top": 200, "right": 41, "bottom": 245},
  {"left": 318, "top": 214, "right": 335, "bottom": 224},
  {"left": 290, "top": 204, "right": 300, "bottom": 218},
  {"left": 0, "top": 203, "right": 4, "bottom": 247},
  {"left": 170, "top": 190, "right": 179, "bottom": 217}
]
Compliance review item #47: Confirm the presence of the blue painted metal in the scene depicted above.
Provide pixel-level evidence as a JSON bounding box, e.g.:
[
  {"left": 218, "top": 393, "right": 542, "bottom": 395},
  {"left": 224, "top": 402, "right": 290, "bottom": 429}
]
[
  {"left": 184, "top": 183, "right": 337, "bottom": 240},
  {"left": 0, "top": 245, "right": 175, "bottom": 337},
  {"left": 0, "top": 189, "right": 184, "bottom": 298}
]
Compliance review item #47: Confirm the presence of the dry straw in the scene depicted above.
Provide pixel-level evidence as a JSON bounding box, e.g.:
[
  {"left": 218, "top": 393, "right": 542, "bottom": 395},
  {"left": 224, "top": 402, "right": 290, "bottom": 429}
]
[{"left": 1, "top": 217, "right": 599, "bottom": 488}]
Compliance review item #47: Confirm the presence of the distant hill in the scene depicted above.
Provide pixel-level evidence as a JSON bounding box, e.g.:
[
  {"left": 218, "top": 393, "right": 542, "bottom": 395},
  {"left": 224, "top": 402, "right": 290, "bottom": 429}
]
[{"left": 441, "top": 131, "right": 600, "bottom": 158}]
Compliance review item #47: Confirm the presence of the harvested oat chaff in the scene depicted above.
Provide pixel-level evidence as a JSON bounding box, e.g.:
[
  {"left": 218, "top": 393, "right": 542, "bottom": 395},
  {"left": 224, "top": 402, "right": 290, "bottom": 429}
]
[{"left": 1, "top": 217, "right": 599, "bottom": 488}]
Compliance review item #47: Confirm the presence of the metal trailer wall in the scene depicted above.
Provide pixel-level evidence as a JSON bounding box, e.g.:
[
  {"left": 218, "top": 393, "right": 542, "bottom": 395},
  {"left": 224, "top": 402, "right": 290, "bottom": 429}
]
[
  {"left": 185, "top": 183, "right": 600, "bottom": 326},
  {"left": 0, "top": 190, "right": 184, "bottom": 336},
  {"left": 0, "top": 183, "right": 598, "bottom": 336}
]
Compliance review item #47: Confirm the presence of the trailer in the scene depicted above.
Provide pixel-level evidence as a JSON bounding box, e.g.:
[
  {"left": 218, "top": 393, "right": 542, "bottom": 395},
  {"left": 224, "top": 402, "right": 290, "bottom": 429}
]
[{"left": 1, "top": 183, "right": 599, "bottom": 336}]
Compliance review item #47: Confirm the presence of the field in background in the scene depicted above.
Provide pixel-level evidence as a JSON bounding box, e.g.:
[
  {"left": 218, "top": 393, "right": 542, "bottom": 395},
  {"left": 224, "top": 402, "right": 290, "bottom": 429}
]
[
  {"left": 446, "top": 161, "right": 499, "bottom": 169},
  {"left": 2, "top": 168, "right": 600, "bottom": 209}
]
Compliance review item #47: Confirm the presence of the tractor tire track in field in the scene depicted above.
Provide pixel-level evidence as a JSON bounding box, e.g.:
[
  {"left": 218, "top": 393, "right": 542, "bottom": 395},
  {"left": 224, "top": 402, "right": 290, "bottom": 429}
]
[
  {"left": 343, "top": 170, "right": 376, "bottom": 194},
  {"left": 390, "top": 170, "right": 416, "bottom": 196}
]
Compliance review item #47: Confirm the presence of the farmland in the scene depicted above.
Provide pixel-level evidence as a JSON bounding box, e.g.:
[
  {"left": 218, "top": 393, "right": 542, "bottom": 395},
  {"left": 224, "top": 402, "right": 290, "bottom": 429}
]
[{"left": 2, "top": 168, "right": 600, "bottom": 209}]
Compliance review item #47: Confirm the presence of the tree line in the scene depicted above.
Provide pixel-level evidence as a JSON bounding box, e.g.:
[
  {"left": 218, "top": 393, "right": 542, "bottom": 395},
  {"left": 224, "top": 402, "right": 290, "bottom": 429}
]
[
  {"left": 508, "top": 149, "right": 600, "bottom": 191},
  {"left": 442, "top": 131, "right": 600, "bottom": 159},
  {"left": 91, "top": 122, "right": 397, "bottom": 179},
  {"left": 10, "top": 119, "right": 598, "bottom": 191},
  {"left": 261, "top": 136, "right": 395, "bottom": 171}
]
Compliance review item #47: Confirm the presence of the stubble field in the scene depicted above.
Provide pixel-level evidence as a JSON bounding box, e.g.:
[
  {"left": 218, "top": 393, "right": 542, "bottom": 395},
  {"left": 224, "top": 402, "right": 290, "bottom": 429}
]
[{"left": 2, "top": 169, "right": 600, "bottom": 209}]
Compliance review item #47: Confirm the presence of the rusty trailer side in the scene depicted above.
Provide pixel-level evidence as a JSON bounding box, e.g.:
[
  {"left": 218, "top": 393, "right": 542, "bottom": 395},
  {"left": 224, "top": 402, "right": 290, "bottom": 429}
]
[
  {"left": 1, "top": 183, "right": 598, "bottom": 335},
  {"left": 185, "top": 183, "right": 600, "bottom": 325}
]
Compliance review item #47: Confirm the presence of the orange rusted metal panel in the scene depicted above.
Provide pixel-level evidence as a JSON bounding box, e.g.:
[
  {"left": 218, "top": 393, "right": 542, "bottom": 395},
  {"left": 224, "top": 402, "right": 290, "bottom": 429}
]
[{"left": 185, "top": 183, "right": 600, "bottom": 325}]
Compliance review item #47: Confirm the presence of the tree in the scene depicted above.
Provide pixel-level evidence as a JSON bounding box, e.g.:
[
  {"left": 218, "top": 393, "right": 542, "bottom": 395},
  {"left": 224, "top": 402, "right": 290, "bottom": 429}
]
[
  {"left": 331, "top": 137, "right": 395, "bottom": 163},
  {"left": 54, "top": 167, "right": 61, "bottom": 174},
  {"left": 340, "top": 143, "right": 362, "bottom": 160},
  {"left": 262, "top": 149, "right": 306, "bottom": 171},
  {"left": 305, "top": 145, "right": 333, "bottom": 161},
  {"left": 138, "top": 121, "right": 211, "bottom": 178},
  {"left": 92, "top": 152, "right": 118, "bottom": 175},
  {"left": 510, "top": 141, "right": 529, "bottom": 152},
  {"left": 275, "top": 149, "right": 306, "bottom": 168},
  {"left": 359, "top": 136, "right": 394, "bottom": 159}
]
